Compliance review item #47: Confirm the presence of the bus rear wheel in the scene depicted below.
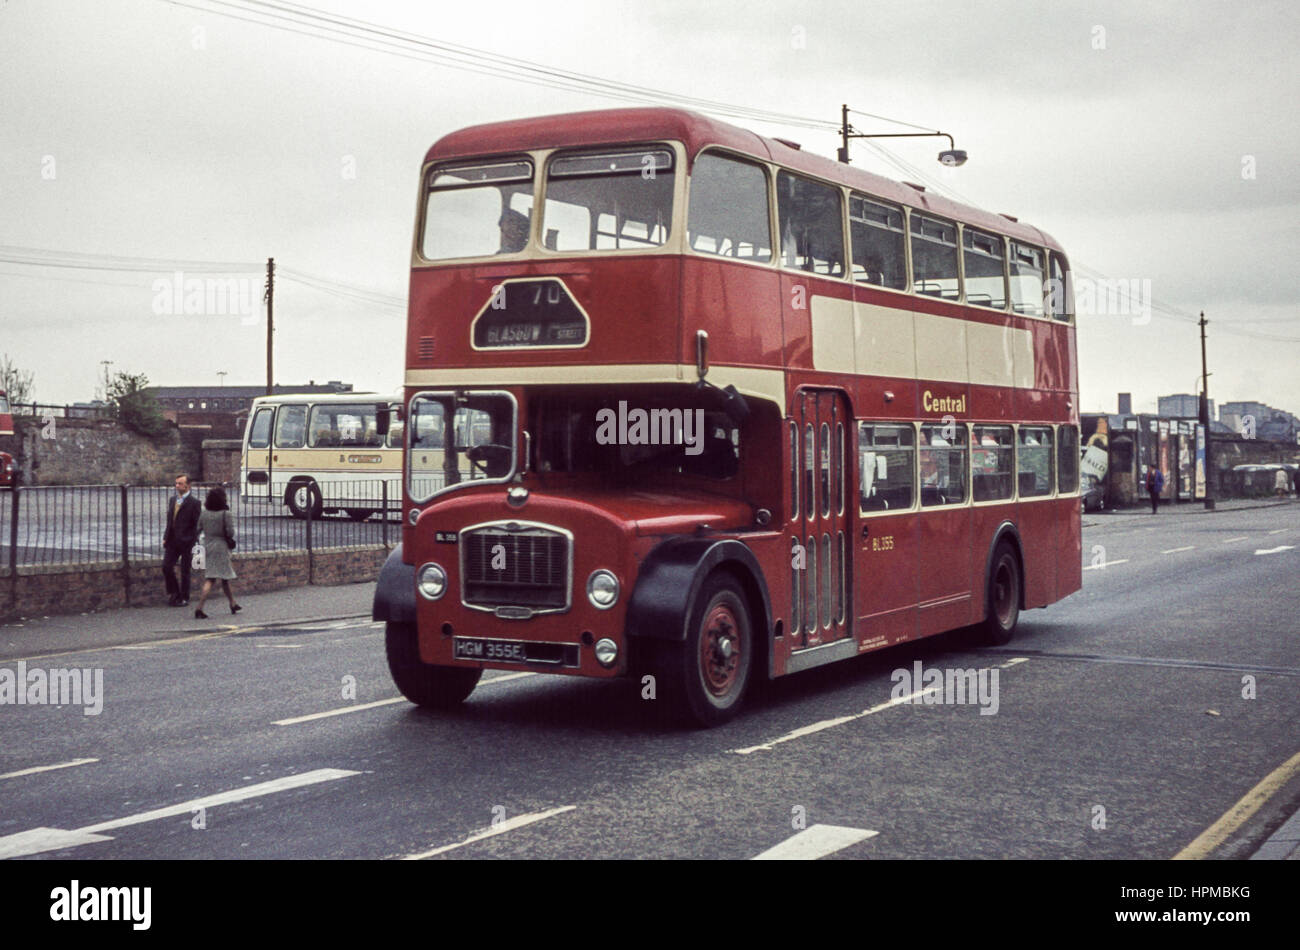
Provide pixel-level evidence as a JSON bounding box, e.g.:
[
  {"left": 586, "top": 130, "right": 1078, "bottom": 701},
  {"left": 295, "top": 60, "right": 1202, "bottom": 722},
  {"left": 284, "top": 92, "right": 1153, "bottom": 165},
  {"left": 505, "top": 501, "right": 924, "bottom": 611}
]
[
  {"left": 345, "top": 508, "right": 374, "bottom": 522},
  {"left": 655, "top": 573, "right": 753, "bottom": 727},
  {"left": 974, "top": 541, "right": 1021, "bottom": 646},
  {"left": 385, "top": 621, "right": 481, "bottom": 708},
  {"left": 286, "top": 480, "right": 323, "bottom": 520}
]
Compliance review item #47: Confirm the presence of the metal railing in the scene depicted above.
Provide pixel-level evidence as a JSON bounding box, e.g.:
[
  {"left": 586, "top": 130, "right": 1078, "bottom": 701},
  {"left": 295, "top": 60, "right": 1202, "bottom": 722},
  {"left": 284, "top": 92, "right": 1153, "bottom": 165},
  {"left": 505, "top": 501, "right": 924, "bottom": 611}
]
[{"left": 2, "top": 479, "right": 397, "bottom": 572}]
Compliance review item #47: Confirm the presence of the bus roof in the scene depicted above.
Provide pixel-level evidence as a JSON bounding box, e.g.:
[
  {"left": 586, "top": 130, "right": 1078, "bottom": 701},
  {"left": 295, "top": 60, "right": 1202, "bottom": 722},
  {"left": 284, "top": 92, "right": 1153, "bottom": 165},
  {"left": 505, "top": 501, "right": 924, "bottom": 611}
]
[
  {"left": 424, "top": 107, "right": 1062, "bottom": 253},
  {"left": 250, "top": 391, "right": 399, "bottom": 407}
]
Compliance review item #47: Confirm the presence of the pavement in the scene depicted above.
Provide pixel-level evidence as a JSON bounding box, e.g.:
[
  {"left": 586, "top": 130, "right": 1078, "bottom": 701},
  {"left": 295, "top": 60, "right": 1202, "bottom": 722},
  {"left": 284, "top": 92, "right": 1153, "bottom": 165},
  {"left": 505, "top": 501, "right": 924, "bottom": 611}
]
[
  {"left": 1082, "top": 495, "right": 1294, "bottom": 526},
  {"left": 0, "top": 580, "right": 376, "bottom": 662}
]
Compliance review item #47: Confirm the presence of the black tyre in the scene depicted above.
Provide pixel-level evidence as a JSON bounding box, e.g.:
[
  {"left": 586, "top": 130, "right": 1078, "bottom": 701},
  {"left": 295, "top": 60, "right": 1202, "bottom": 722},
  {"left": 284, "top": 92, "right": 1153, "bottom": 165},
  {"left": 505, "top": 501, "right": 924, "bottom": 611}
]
[
  {"left": 385, "top": 621, "right": 481, "bottom": 708},
  {"left": 974, "top": 542, "right": 1021, "bottom": 646},
  {"left": 654, "top": 573, "right": 753, "bottom": 728},
  {"left": 286, "top": 480, "right": 323, "bottom": 520},
  {"left": 346, "top": 508, "right": 374, "bottom": 522}
]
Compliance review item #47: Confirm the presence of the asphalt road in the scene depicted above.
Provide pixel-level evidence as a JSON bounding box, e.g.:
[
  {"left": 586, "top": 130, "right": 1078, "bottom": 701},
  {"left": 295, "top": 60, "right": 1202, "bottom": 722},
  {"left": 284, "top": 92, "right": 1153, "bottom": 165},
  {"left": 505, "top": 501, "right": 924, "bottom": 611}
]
[{"left": 1, "top": 504, "right": 1296, "bottom": 860}]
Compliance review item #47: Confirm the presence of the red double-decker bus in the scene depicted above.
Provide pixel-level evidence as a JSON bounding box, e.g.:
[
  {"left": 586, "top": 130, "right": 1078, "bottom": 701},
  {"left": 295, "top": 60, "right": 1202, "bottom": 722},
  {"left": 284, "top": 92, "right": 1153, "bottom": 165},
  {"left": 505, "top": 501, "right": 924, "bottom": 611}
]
[
  {"left": 374, "top": 107, "right": 1081, "bottom": 726},
  {"left": 0, "top": 390, "right": 13, "bottom": 437}
]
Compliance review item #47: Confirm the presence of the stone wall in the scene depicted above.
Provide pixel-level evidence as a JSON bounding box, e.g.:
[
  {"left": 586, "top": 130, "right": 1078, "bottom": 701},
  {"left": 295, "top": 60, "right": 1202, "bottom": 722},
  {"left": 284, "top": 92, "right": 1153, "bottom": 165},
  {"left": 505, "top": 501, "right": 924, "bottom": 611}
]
[
  {"left": 2, "top": 416, "right": 200, "bottom": 486},
  {"left": 201, "top": 439, "right": 244, "bottom": 484},
  {"left": 2, "top": 544, "right": 387, "bottom": 621}
]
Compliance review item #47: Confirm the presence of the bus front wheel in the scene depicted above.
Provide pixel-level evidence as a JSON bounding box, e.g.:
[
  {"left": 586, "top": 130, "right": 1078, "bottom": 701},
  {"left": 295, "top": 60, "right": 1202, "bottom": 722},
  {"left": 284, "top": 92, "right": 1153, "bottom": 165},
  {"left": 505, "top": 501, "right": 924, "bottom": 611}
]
[
  {"left": 654, "top": 573, "right": 753, "bottom": 727},
  {"left": 974, "top": 542, "right": 1021, "bottom": 646},
  {"left": 385, "top": 622, "right": 481, "bottom": 708}
]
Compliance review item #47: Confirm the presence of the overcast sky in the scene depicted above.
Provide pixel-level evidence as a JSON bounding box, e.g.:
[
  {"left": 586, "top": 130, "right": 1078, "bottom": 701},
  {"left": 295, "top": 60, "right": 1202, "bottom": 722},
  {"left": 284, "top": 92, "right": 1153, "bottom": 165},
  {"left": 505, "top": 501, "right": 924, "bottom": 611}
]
[{"left": 1, "top": 0, "right": 1296, "bottom": 417}]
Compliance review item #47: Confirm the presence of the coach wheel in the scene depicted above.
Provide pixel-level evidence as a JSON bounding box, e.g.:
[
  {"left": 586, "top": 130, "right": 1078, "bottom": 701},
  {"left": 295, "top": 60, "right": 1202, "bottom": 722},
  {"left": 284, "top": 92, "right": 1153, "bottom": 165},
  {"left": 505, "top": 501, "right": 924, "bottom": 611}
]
[
  {"left": 658, "top": 573, "right": 753, "bottom": 727},
  {"left": 286, "top": 480, "right": 323, "bottom": 520},
  {"left": 975, "top": 541, "right": 1021, "bottom": 646},
  {"left": 346, "top": 508, "right": 374, "bottom": 522},
  {"left": 385, "top": 622, "right": 481, "bottom": 708}
]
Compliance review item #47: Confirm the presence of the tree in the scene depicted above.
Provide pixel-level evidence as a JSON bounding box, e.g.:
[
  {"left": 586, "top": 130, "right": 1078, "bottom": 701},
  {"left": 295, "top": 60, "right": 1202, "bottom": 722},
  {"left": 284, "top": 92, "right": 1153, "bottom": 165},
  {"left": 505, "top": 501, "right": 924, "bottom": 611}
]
[
  {"left": 107, "top": 371, "right": 169, "bottom": 438},
  {"left": 0, "top": 353, "right": 35, "bottom": 405}
]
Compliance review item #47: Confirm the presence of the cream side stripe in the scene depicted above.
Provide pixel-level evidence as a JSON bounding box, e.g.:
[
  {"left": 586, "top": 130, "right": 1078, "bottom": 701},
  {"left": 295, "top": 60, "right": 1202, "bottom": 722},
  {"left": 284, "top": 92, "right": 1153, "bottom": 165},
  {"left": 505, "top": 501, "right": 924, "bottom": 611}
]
[{"left": 405, "top": 364, "right": 787, "bottom": 405}]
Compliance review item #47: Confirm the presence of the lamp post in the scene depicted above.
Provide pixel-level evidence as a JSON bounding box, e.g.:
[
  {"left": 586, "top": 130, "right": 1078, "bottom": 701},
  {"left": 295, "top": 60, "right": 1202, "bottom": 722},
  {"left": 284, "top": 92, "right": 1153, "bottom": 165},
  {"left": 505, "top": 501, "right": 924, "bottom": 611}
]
[
  {"left": 1199, "top": 312, "right": 1215, "bottom": 510},
  {"left": 838, "top": 104, "right": 968, "bottom": 166}
]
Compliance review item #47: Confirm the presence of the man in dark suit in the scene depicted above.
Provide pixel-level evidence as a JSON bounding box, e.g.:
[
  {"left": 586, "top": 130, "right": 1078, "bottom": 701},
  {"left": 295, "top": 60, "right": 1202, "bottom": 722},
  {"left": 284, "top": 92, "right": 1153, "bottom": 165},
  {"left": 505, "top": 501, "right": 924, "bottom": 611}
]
[{"left": 163, "top": 473, "right": 201, "bottom": 605}]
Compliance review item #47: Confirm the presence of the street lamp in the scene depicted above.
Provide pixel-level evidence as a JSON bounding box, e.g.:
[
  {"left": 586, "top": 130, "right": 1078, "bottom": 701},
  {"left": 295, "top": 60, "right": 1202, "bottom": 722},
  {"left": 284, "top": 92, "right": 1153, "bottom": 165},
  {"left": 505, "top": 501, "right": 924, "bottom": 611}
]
[
  {"left": 217, "top": 371, "right": 227, "bottom": 387},
  {"left": 838, "top": 104, "right": 968, "bottom": 166}
]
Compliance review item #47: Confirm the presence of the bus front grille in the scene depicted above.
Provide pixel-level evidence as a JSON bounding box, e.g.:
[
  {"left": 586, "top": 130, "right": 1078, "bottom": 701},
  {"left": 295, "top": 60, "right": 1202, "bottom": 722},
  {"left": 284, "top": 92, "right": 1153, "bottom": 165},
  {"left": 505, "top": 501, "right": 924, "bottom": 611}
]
[{"left": 461, "top": 524, "right": 570, "bottom": 613}]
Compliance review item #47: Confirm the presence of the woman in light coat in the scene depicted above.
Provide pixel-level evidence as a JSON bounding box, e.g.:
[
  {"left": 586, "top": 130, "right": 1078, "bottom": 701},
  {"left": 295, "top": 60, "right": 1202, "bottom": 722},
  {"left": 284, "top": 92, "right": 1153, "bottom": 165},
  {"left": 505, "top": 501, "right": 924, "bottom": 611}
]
[{"left": 195, "top": 486, "right": 242, "bottom": 618}]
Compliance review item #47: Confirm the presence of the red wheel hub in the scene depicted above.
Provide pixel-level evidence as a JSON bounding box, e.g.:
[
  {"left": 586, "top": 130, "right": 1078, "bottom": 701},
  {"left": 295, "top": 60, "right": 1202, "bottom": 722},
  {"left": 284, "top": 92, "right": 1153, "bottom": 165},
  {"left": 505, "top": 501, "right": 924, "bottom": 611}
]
[{"left": 700, "top": 603, "right": 741, "bottom": 696}]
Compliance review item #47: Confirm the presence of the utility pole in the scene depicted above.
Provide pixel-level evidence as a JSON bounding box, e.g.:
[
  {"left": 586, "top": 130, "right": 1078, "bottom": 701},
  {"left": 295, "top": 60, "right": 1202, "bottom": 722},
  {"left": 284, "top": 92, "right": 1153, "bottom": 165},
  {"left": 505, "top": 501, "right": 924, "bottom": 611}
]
[
  {"left": 839, "top": 103, "right": 851, "bottom": 164},
  {"left": 1199, "top": 311, "right": 1215, "bottom": 510},
  {"left": 264, "top": 258, "right": 275, "bottom": 396}
]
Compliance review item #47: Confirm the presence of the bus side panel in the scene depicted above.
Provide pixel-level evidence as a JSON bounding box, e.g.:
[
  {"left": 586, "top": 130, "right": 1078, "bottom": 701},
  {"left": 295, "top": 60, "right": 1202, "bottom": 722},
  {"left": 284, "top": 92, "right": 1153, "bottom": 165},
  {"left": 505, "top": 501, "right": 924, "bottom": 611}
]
[
  {"left": 916, "top": 505, "right": 972, "bottom": 638},
  {"left": 855, "top": 510, "right": 918, "bottom": 649},
  {"left": 1057, "top": 497, "right": 1083, "bottom": 600},
  {"left": 1015, "top": 500, "right": 1056, "bottom": 610}
]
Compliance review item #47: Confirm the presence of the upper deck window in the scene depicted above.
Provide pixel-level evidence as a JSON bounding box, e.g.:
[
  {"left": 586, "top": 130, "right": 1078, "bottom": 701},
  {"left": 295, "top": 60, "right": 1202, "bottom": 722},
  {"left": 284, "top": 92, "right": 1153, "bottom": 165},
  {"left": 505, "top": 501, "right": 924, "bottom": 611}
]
[
  {"left": 422, "top": 160, "right": 535, "bottom": 260},
  {"left": 1010, "top": 241, "right": 1045, "bottom": 316},
  {"left": 1048, "top": 253, "right": 1073, "bottom": 322},
  {"left": 963, "top": 228, "right": 1007, "bottom": 309},
  {"left": 910, "top": 214, "right": 959, "bottom": 300},
  {"left": 849, "top": 196, "right": 906, "bottom": 290},
  {"left": 687, "top": 152, "right": 771, "bottom": 261},
  {"left": 777, "top": 171, "right": 845, "bottom": 278},
  {"left": 542, "top": 149, "right": 674, "bottom": 252}
]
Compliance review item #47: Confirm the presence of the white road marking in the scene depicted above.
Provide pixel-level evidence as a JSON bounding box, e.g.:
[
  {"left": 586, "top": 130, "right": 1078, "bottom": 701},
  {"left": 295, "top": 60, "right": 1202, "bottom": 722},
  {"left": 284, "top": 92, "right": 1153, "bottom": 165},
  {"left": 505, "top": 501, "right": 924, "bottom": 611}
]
[
  {"left": 1267, "top": 529, "right": 1287, "bottom": 535},
  {"left": 0, "top": 757, "right": 98, "bottom": 781},
  {"left": 997, "top": 657, "right": 1029, "bottom": 669},
  {"left": 0, "top": 768, "right": 360, "bottom": 858},
  {"left": 275, "top": 672, "right": 538, "bottom": 725},
  {"left": 1222, "top": 537, "right": 1248, "bottom": 543},
  {"left": 1161, "top": 546, "right": 1196, "bottom": 554},
  {"left": 752, "top": 824, "right": 878, "bottom": 860},
  {"left": 275, "top": 698, "right": 406, "bottom": 725},
  {"left": 255, "top": 643, "right": 304, "bottom": 649},
  {"left": 1083, "top": 559, "right": 1129, "bottom": 571},
  {"left": 402, "top": 805, "right": 577, "bottom": 859},
  {"left": 731, "top": 688, "right": 931, "bottom": 755},
  {"left": 1254, "top": 545, "right": 1295, "bottom": 556}
]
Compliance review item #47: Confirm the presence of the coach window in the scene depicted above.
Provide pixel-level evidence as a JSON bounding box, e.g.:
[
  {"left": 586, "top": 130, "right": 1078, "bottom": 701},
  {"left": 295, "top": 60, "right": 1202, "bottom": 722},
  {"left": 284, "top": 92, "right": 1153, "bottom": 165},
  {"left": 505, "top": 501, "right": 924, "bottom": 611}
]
[
  {"left": 423, "top": 159, "right": 534, "bottom": 260},
  {"left": 1048, "top": 253, "right": 1073, "bottom": 322},
  {"left": 274, "top": 404, "right": 307, "bottom": 449},
  {"left": 849, "top": 195, "right": 906, "bottom": 289},
  {"left": 1057, "top": 425, "right": 1080, "bottom": 492},
  {"left": 544, "top": 149, "right": 674, "bottom": 252},
  {"left": 1018, "top": 426, "right": 1055, "bottom": 497},
  {"left": 918, "top": 424, "right": 968, "bottom": 506},
  {"left": 248, "top": 408, "right": 274, "bottom": 449},
  {"left": 858, "top": 423, "right": 915, "bottom": 512},
  {"left": 1010, "top": 242, "right": 1046, "bottom": 316},
  {"left": 687, "top": 152, "right": 772, "bottom": 261},
  {"left": 777, "top": 171, "right": 845, "bottom": 278},
  {"left": 910, "top": 214, "right": 960, "bottom": 300},
  {"left": 972, "top": 425, "right": 1015, "bottom": 501},
  {"left": 963, "top": 229, "right": 1007, "bottom": 309}
]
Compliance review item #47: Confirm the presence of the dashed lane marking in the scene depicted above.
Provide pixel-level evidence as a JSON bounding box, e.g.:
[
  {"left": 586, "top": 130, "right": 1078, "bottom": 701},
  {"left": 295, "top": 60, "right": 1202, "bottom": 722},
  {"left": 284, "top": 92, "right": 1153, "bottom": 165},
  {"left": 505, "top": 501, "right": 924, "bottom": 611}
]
[
  {"left": 0, "top": 768, "right": 361, "bottom": 859},
  {"left": 402, "top": 805, "right": 577, "bottom": 859},
  {"left": 1083, "top": 559, "right": 1129, "bottom": 571},
  {"left": 1255, "top": 545, "right": 1295, "bottom": 556},
  {"left": 1161, "top": 546, "right": 1196, "bottom": 554},
  {"left": 730, "top": 688, "right": 933, "bottom": 755},
  {"left": 274, "top": 671, "right": 536, "bottom": 725},
  {"left": 0, "top": 758, "right": 98, "bottom": 781},
  {"left": 1222, "top": 537, "right": 1249, "bottom": 543},
  {"left": 752, "top": 824, "right": 879, "bottom": 860}
]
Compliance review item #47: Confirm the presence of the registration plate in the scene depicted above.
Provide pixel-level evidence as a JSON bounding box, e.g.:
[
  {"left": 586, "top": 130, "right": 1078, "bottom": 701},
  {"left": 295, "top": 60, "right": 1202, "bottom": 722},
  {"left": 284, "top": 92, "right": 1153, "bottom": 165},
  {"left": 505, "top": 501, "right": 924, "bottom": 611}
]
[{"left": 453, "top": 637, "right": 528, "bottom": 662}]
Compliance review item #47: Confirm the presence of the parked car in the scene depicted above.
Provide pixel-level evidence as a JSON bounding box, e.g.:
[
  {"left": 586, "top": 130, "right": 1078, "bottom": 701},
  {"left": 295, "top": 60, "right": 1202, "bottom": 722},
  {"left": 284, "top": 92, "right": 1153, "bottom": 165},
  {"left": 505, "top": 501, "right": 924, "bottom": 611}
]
[{"left": 0, "top": 451, "right": 16, "bottom": 488}]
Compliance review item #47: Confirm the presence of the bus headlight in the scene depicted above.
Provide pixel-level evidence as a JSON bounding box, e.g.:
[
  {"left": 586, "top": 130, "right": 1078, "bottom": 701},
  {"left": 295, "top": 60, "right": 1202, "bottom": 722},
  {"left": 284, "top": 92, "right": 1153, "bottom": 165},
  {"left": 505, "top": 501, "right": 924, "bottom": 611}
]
[
  {"left": 594, "top": 638, "right": 619, "bottom": 667},
  {"left": 418, "top": 562, "right": 447, "bottom": 600},
  {"left": 586, "top": 569, "right": 619, "bottom": 609}
]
